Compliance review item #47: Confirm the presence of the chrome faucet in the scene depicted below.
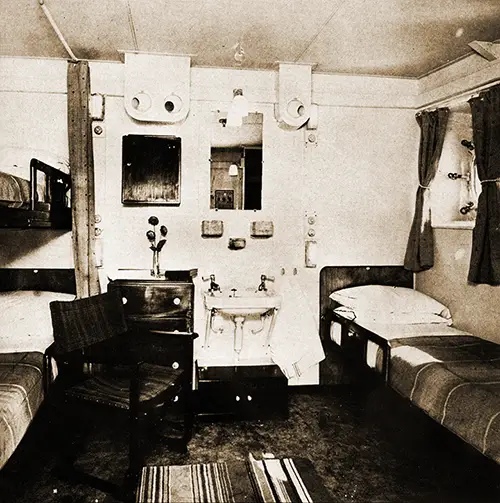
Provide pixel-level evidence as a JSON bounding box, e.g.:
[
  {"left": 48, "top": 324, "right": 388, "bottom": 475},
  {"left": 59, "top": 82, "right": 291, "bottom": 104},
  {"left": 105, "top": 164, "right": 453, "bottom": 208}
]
[
  {"left": 202, "top": 274, "right": 221, "bottom": 295},
  {"left": 257, "top": 274, "right": 275, "bottom": 292}
]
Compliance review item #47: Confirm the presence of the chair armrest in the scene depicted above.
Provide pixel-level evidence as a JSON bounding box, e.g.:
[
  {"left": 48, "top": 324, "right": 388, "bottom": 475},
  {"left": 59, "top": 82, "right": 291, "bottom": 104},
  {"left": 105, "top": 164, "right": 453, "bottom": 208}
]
[{"left": 43, "top": 344, "right": 56, "bottom": 396}]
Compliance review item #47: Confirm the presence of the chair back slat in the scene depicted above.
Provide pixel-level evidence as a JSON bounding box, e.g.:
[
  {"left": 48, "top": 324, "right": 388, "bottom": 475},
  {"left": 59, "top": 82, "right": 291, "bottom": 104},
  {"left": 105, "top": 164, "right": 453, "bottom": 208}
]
[{"left": 50, "top": 290, "right": 127, "bottom": 353}]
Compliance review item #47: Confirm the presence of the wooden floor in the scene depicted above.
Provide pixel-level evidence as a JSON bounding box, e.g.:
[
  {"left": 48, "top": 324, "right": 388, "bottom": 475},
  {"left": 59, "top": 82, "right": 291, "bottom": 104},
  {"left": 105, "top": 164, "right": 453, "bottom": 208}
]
[{"left": 1, "top": 383, "right": 500, "bottom": 503}]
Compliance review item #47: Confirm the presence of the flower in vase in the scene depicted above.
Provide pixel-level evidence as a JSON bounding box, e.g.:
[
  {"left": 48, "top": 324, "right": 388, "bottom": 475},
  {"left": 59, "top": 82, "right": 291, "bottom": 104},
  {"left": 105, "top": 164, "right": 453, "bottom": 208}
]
[
  {"left": 146, "top": 216, "right": 168, "bottom": 276},
  {"left": 146, "top": 216, "right": 168, "bottom": 253}
]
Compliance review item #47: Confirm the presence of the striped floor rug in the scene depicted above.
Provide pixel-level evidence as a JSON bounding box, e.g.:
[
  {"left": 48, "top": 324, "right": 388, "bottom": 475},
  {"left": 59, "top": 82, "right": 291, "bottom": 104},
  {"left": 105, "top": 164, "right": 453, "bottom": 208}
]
[{"left": 136, "top": 463, "right": 235, "bottom": 503}]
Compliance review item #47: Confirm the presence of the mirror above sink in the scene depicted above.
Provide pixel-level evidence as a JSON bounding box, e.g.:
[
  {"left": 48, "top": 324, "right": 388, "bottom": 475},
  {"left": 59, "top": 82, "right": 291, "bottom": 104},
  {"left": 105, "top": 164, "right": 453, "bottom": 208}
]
[{"left": 210, "top": 112, "right": 263, "bottom": 210}]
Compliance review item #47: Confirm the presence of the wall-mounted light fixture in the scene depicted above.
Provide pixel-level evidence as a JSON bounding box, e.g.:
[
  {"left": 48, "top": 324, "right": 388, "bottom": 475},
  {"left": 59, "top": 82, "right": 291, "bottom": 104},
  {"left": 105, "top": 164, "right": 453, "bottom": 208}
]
[
  {"left": 226, "top": 89, "right": 248, "bottom": 127},
  {"left": 228, "top": 163, "right": 239, "bottom": 176}
]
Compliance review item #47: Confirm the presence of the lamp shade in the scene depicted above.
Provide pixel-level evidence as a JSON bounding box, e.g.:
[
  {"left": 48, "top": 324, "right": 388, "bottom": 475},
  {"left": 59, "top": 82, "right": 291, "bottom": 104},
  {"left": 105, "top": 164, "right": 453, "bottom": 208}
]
[
  {"left": 232, "top": 92, "right": 248, "bottom": 117},
  {"left": 228, "top": 163, "right": 239, "bottom": 176}
]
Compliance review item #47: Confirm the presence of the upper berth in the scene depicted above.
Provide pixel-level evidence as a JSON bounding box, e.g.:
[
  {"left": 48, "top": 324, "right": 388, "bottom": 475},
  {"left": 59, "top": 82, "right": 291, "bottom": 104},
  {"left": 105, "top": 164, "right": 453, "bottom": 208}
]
[{"left": 0, "top": 148, "right": 71, "bottom": 230}]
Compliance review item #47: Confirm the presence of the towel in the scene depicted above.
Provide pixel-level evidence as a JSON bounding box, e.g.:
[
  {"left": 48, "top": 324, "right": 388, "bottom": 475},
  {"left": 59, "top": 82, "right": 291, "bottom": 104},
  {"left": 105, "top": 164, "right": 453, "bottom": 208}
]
[{"left": 269, "top": 276, "right": 325, "bottom": 380}]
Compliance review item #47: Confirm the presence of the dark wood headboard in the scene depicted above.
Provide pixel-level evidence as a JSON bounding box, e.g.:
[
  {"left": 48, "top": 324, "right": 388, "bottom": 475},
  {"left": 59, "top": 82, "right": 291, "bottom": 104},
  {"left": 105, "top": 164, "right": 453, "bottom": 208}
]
[
  {"left": 318, "top": 266, "right": 413, "bottom": 384},
  {"left": 0, "top": 268, "right": 76, "bottom": 294}
]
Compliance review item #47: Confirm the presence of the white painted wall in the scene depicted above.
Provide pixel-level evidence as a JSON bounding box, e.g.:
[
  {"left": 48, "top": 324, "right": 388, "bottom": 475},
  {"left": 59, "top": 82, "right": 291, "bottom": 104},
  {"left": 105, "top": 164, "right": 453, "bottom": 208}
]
[
  {"left": 0, "top": 57, "right": 418, "bottom": 383},
  {"left": 416, "top": 229, "right": 500, "bottom": 343},
  {"left": 414, "top": 55, "right": 500, "bottom": 343}
]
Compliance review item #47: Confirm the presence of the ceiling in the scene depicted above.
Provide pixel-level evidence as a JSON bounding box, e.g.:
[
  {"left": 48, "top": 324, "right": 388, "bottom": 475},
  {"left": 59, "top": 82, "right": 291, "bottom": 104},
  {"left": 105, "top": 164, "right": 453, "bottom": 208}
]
[{"left": 1, "top": 0, "right": 500, "bottom": 78}]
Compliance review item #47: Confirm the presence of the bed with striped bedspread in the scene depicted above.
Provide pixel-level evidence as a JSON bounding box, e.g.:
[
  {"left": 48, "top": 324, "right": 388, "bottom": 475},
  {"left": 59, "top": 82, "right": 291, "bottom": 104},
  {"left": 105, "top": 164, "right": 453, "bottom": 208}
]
[
  {"left": 0, "top": 352, "right": 45, "bottom": 470},
  {"left": 388, "top": 335, "right": 500, "bottom": 464}
]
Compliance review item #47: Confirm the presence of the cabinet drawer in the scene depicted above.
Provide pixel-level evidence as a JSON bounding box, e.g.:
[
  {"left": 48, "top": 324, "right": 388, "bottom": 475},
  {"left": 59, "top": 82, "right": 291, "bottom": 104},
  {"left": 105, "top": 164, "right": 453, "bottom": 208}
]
[
  {"left": 126, "top": 330, "right": 194, "bottom": 371},
  {"left": 196, "top": 365, "right": 288, "bottom": 420},
  {"left": 109, "top": 281, "right": 193, "bottom": 319},
  {"left": 196, "top": 381, "right": 288, "bottom": 420}
]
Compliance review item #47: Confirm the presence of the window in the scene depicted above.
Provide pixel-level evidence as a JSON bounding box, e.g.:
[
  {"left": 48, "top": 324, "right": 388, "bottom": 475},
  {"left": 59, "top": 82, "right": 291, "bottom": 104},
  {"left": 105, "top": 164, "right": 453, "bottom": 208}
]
[{"left": 431, "top": 108, "right": 479, "bottom": 228}]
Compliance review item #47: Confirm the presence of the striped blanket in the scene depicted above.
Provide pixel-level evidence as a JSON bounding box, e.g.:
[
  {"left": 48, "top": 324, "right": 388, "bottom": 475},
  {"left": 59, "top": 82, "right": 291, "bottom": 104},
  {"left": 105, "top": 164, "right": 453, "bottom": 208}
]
[
  {"left": 0, "top": 352, "right": 45, "bottom": 469},
  {"left": 388, "top": 335, "right": 500, "bottom": 464}
]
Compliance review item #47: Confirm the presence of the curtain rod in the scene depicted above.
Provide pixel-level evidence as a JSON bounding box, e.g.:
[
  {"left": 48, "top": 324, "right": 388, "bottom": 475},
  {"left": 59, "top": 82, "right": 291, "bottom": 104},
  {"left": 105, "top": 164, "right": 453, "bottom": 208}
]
[
  {"left": 39, "top": 0, "right": 78, "bottom": 61},
  {"left": 417, "top": 77, "right": 500, "bottom": 112}
]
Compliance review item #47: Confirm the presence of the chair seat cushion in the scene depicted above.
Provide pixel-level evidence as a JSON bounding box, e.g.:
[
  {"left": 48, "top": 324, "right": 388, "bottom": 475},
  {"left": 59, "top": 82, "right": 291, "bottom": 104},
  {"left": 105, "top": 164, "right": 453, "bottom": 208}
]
[{"left": 65, "top": 363, "right": 183, "bottom": 410}]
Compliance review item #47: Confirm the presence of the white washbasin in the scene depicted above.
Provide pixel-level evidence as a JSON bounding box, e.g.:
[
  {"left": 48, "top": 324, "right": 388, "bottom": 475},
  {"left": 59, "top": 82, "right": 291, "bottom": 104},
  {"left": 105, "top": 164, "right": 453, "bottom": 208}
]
[{"left": 203, "top": 289, "right": 281, "bottom": 316}]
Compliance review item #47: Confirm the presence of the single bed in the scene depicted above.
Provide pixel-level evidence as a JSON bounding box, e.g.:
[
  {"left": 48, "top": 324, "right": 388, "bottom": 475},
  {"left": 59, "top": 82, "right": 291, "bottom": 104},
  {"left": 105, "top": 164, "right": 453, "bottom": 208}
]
[
  {"left": 319, "top": 265, "right": 500, "bottom": 465},
  {"left": 0, "top": 268, "right": 75, "bottom": 470},
  {"left": 0, "top": 156, "right": 71, "bottom": 229}
]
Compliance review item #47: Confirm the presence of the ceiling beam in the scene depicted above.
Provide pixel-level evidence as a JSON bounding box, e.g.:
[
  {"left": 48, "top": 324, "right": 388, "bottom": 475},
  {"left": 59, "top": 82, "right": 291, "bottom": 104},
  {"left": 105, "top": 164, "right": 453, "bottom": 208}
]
[{"left": 468, "top": 41, "right": 500, "bottom": 62}]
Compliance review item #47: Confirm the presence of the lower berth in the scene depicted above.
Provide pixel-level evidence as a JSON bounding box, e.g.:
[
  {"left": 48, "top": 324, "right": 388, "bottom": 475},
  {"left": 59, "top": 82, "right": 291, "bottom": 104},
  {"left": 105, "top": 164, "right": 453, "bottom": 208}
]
[
  {"left": 0, "top": 268, "right": 76, "bottom": 470},
  {"left": 319, "top": 265, "right": 500, "bottom": 467},
  {"left": 0, "top": 352, "right": 46, "bottom": 470},
  {"left": 388, "top": 335, "right": 500, "bottom": 465}
]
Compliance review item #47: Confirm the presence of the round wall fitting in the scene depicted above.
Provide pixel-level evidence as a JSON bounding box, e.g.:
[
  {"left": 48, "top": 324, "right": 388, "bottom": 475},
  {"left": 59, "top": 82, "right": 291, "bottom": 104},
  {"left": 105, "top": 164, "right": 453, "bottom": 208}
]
[
  {"left": 164, "top": 94, "right": 183, "bottom": 114},
  {"left": 287, "top": 98, "right": 306, "bottom": 119},
  {"left": 130, "top": 92, "right": 152, "bottom": 112}
]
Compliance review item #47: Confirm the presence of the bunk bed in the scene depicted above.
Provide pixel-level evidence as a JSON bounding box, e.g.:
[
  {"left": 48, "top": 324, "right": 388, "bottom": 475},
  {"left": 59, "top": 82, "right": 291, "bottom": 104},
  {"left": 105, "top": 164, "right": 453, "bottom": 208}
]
[
  {"left": 0, "top": 268, "right": 76, "bottom": 470},
  {"left": 0, "top": 157, "right": 71, "bottom": 229},
  {"left": 319, "top": 266, "right": 500, "bottom": 465}
]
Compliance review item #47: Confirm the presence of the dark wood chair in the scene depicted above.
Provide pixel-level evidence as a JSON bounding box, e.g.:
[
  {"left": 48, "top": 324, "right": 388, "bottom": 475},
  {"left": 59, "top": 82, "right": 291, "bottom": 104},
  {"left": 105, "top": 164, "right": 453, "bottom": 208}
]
[{"left": 45, "top": 289, "right": 196, "bottom": 501}]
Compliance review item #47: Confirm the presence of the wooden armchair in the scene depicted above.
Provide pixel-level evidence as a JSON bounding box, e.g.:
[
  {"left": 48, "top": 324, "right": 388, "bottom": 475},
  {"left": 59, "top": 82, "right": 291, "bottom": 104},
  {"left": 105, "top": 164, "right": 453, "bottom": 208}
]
[{"left": 45, "top": 289, "right": 196, "bottom": 501}]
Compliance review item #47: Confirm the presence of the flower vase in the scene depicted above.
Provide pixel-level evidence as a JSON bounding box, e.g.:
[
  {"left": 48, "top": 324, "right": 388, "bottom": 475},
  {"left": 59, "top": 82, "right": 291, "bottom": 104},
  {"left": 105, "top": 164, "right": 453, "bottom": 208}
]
[{"left": 151, "top": 250, "right": 161, "bottom": 277}]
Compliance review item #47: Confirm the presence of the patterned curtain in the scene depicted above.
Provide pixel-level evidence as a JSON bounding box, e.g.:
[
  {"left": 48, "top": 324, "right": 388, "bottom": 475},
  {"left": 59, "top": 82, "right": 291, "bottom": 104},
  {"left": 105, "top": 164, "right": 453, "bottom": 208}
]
[
  {"left": 468, "top": 85, "right": 500, "bottom": 285},
  {"left": 404, "top": 108, "right": 450, "bottom": 272},
  {"left": 67, "top": 60, "right": 100, "bottom": 298}
]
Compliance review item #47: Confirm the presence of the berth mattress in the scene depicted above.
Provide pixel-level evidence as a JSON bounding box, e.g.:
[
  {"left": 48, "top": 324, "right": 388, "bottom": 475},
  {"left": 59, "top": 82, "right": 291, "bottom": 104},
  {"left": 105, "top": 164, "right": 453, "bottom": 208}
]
[
  {"left": 0, "top": 171, "right": 32, "bottom": 208},
  {"left": 389, "top": 335, "right": 500, "bottom": 464},
  {"left": 0, "top": 352, "right": 45, "bottom": 469}
]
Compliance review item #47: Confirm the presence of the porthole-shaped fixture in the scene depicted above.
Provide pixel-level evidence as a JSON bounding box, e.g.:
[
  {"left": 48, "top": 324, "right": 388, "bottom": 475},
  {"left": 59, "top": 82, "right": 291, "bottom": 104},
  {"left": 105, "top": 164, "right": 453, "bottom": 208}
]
[
  {"left": 130, "top": 92, "right": 152, "bottom": 113},
  {"left": 164, "top": 94, "right": 183, "bottom": 114},
  {"left": 287, "top": 98, "right": 306, "bottom": 119}
]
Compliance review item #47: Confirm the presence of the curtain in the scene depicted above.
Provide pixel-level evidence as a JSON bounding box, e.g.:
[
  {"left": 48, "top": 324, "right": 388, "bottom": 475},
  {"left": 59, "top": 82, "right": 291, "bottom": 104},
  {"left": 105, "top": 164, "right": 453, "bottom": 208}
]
[
  {"left": 67, "top": 60, "right": 100, "bottom": 298},
  {"left": 468, "top": 85, "right": 500, "bottom": 285},
  {"left": 404, "top": 108, "right": 450, "bottom": 272}
]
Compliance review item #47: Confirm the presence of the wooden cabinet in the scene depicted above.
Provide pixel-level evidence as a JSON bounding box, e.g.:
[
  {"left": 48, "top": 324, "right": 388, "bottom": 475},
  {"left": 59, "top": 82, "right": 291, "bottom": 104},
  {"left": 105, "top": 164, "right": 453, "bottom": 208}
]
[
  {"left": 108, "top": 273, "right": 198, "bottom": 443},
  {"left": 196, "top": 364, "right": 288, "bottom": 420},
  {"left": 107, "top": 273, "right": 196, "bottom": 371}
]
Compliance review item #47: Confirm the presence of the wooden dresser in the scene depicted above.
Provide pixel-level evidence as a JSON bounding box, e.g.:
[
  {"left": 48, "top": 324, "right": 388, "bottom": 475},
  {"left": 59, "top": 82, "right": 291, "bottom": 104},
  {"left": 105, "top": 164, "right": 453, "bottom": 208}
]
[{"left": 107, "top": 270, "right": 197, "bottom": 385}]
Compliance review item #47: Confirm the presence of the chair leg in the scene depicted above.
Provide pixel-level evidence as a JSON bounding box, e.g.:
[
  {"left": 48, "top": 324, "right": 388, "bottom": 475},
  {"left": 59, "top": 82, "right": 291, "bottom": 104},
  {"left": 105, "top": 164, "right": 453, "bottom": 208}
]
[{"left": 129, "top": 408, "right": 143, "bottom": 475}]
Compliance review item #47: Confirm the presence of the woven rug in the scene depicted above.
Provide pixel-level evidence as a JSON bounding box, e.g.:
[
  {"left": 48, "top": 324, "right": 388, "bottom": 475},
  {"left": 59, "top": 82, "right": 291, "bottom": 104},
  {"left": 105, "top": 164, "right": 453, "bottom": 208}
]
[
  {"left": 136, "top": 463, "right": 235, "bottom": 503},
  {"left": 136, "top": 456, "right": 333, "bottom": 503}
]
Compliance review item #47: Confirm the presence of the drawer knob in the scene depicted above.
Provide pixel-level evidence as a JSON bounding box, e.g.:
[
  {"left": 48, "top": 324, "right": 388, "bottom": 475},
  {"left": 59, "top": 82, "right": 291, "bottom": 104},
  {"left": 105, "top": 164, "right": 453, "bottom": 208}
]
[
  {"left": 173, "top": 297, "right": 181, "bottom": 305},
  {"left": 172, "top": 361, "right": 180, "bottom": 370},
  {"left": 122, "top": 297, "right": 128, "bottom": 304},
  {"left": 235, "top": 395, "right": 240, "bottom": 401},
  {"left": 247, "top": 395, "right": 252, "bottom": 401}
]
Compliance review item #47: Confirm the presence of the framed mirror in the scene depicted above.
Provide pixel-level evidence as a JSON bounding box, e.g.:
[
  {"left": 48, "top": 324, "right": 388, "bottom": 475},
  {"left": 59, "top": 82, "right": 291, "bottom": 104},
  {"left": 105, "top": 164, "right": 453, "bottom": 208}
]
[
  {"left": 122, "top": 134, "right": 181, "bottom": 205},
  {"left": 210, "top": 112, "right": 263, "bottom": 210}
]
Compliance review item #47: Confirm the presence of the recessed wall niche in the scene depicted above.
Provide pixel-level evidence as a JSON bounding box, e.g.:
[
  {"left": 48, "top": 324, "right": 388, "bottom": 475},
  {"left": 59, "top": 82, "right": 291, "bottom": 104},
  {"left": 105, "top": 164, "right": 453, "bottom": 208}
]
[{"left": 122, "top": 134, "right": 181, "bottom": 205}]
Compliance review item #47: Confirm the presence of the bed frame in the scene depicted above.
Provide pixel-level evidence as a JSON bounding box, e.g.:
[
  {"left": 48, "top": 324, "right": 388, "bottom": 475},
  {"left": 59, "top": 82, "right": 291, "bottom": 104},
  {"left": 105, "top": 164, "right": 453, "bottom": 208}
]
[
  {"left": 0, "top": 159, "right": 71, "bottom": 229},
  {"left": 0, "top": 268, "right": 76, "bottom": 294},
  {"left": 318, "top": 266, "right": 413, "bottom": 384}
]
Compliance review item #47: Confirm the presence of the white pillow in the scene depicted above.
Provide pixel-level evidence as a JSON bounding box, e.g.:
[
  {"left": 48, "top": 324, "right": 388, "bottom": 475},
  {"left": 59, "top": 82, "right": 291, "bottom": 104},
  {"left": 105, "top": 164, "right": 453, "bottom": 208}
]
[
  {"left": 329, "top": 285, "right": 452, "bottom": 324},
  {"left": 334, "top": 306, "right": 452, "bottom": 325},
  {"left": 0, "top": 290, "right": 76, "bottom": 353}
]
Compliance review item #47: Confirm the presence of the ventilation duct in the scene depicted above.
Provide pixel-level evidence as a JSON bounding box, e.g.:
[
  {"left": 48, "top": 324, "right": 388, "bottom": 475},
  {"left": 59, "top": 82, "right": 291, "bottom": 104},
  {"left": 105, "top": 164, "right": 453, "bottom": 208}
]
[
  {"left": 124, "top": 53, "right": 191, "bottom": 123},
  {"left": 274, "top": 63, "right": 314, "bottom": 130}
]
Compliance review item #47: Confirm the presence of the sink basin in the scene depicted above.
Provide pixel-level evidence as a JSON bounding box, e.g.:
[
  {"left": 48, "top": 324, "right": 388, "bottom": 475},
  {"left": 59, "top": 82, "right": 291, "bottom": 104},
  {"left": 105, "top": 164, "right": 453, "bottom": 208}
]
[{"left": 203, "top": 290, "right": 281, "bottom": 316}]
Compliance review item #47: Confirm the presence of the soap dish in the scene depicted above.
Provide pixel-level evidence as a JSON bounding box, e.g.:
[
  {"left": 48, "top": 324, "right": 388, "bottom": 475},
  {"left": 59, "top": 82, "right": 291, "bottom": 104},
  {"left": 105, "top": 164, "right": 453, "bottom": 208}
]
[
  {"left": 201, "top": 220, "right": 223, "bottom": 238},
  {"left": 250, "top": 221, "right": 274, "bottom": 238}
]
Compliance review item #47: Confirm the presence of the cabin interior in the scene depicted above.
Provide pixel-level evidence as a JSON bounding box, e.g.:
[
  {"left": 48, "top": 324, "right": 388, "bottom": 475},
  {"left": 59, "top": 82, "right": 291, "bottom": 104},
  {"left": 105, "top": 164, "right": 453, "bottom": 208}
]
[{"left": 1, "top": 1, "right": 500, "bottom": 502}]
